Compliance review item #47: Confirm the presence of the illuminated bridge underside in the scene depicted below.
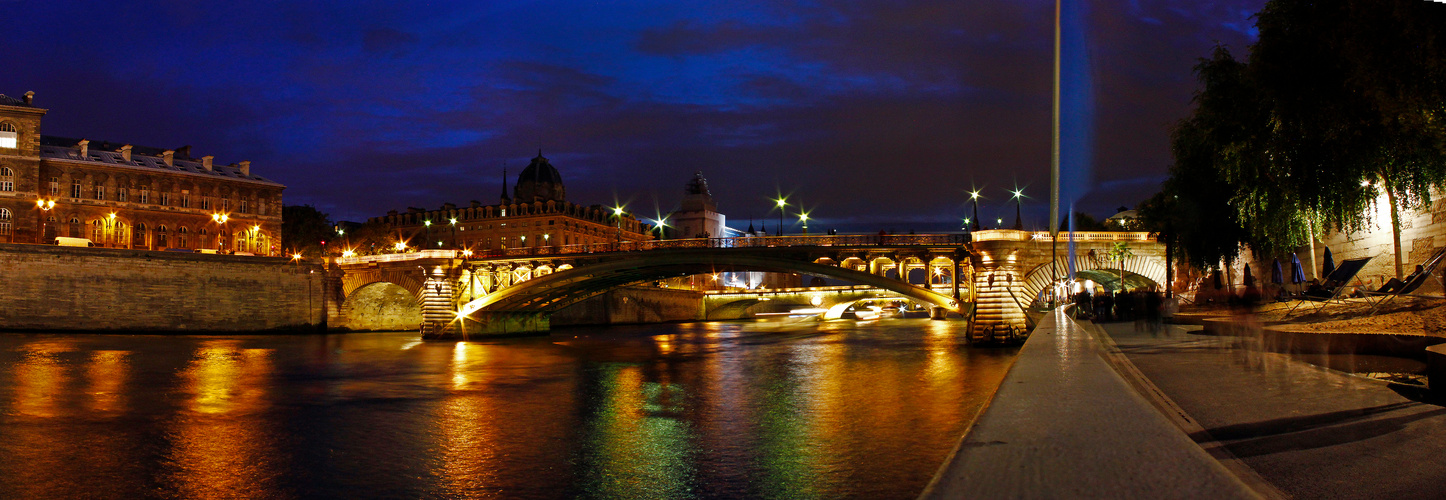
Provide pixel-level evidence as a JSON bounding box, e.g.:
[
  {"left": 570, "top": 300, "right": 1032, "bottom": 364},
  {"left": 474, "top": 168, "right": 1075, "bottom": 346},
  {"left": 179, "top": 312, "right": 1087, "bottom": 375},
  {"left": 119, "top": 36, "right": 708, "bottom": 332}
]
[{"left": 460, "top": 249, "right": 964, "bottom": 316}]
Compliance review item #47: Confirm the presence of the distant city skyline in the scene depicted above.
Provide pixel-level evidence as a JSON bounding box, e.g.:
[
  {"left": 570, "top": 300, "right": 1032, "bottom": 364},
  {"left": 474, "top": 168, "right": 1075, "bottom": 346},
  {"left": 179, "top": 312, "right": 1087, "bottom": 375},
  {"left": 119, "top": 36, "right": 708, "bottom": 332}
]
[{"left": 6, "top": 0, "right": 1265, "bottom": 231}]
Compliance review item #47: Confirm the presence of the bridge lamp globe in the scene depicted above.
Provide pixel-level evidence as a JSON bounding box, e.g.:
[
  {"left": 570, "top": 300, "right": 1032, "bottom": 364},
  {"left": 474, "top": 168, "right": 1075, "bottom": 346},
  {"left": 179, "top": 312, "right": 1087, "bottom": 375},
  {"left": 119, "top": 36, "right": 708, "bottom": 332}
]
[
  {"left": 395, "top": 241, "right": 407, "bottom": 252},
  {"left": 341, "top": 250, "right": 355, "bottom": 258}
]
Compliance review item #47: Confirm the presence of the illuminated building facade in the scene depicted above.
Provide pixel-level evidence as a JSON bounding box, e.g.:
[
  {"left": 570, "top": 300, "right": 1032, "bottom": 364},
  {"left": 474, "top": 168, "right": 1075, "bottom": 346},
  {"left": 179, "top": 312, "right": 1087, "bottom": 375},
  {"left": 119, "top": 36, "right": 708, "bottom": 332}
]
[
  {"left": 665, "top": 171, "right": 727, "bottom": 239},
  {"left": 370, "top": 151, "right": 652, "bottom": 251},
  {"left": 0, "top": 92, "right": 284, "bottom": 253}
]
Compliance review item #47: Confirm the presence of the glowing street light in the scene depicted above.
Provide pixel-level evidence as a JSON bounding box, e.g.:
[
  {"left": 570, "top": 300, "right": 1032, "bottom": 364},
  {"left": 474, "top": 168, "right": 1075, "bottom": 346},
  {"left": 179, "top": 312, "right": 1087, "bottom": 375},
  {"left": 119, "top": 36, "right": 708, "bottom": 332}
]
[
  {"left": 394, "top": 241, "right": 408, "bottom": 252},
  {"left": 211, "top": 213, "right": 229, "bottom": 251},
  {"left": 969, "top": 190, "right": 981, "bottom": 231},
  {"left": 774, "top": 197, "right": 787, "bottom": 236},
  {"left": 1010, "top": 188, "right": 1025, "bottom": 230},
  {"left": 35, "top": 198, "right": 55, "bottom": 244},
  {"left": 798, "top": 212, "right": 810, "bottom": 235},
  {"left": 448, "top": 217, "right": 458, "bottom": 248}
]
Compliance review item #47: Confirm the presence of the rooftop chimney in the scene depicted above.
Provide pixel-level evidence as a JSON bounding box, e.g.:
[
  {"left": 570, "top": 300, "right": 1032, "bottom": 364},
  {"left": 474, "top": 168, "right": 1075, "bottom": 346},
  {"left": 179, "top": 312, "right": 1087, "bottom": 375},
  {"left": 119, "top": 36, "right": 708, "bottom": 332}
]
[
  {"left": 77, "top": 139, "right": 89, "bottom": 158},
  {"left": 201, "top": 155, "right": 214, "bottom": 172},
  {"left": 119, "top": 145, "right": 132, "bottom": 162},
  {"left": 161, "top": 150, "right": 175, "bottom": 167},
  {"left": 238, "top": 160, "right": 251, "bottom": 177},
  {"left": 23, "top": 91, "right": 33, "bottom": 106}
]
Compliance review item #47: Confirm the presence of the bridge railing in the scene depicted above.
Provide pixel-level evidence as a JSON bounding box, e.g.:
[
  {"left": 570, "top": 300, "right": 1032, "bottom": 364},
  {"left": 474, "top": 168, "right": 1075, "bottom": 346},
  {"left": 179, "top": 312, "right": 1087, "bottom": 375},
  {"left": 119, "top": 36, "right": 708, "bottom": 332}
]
[
  {"left": 463, "top": 234, "right": 971, "bottom": 259},
  {"left": 337, "top": 231, "right": 1155, "bottom": 265}
]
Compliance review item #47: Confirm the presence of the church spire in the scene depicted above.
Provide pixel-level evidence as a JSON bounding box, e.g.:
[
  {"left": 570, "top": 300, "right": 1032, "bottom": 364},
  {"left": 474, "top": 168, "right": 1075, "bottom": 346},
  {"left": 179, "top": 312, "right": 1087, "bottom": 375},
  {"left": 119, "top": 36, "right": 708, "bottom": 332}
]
[{"left": 500, "top": 165, "right": 510, "bottom": 203}]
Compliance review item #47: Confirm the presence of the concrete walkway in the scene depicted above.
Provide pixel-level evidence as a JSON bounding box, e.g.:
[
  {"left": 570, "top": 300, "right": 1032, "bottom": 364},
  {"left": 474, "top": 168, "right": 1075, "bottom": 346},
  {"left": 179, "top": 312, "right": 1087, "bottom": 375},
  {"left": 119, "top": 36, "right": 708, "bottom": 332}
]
[
  {"left": 1102, "top": 321, "right": 1446, "bottom": 499},
  {"left": 922, "top": 308, "right": 1256, "bottom": 499}
]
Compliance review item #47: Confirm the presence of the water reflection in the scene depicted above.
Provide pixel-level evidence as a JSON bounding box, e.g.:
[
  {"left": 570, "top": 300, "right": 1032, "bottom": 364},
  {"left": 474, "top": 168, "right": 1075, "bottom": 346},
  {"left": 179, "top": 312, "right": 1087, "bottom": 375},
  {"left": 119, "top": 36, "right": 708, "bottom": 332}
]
[
  {"left": 0, "top": 319, "right": 1017, "bottom": 499},
  {"left": 162, "top": 341, "right": 283, "bottom": 499}
]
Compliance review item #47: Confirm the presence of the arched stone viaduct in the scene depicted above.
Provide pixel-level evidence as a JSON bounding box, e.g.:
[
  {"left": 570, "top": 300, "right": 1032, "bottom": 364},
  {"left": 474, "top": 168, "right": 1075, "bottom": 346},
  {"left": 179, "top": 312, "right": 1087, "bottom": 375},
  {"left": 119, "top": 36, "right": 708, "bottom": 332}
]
[{"left": 323, "top": 231, "right": 1164, "bottom": 342}]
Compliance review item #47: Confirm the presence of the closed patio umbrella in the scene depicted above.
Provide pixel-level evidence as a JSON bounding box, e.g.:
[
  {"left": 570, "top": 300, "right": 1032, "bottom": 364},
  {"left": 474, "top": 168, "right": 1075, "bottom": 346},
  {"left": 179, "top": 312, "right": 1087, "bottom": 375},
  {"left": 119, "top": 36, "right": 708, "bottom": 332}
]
[
  {"left": 1291, "top": 254, "right": 1307, "bottom": 284},
  {"left": 1243, "top": 264, "right": 1255, "bottom": 287},
  {"left": 1271, "top": 258, "right": 1284, "bottom": 284},
  {"left": 1322, "top": 247, "right": 1336, "bottom": 278}
]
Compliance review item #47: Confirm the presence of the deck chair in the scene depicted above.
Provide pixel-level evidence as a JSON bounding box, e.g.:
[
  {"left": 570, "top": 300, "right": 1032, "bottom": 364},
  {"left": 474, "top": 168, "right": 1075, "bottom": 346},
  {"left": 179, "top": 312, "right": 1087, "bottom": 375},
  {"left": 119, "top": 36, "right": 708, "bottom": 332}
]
[
  {"left": 1286, "top": 256, "right": 1374, "bottom": 317},
  {"left": 1366, "top": 247, "right": 1446, "bottom": 314}
]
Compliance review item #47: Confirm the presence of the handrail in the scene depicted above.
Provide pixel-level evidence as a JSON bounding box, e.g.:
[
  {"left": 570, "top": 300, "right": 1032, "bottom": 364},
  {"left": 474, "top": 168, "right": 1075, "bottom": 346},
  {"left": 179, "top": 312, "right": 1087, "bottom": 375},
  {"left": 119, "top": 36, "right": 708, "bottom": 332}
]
[{"left": 335, "top": 230, "right": 1155, "bottom": 265}]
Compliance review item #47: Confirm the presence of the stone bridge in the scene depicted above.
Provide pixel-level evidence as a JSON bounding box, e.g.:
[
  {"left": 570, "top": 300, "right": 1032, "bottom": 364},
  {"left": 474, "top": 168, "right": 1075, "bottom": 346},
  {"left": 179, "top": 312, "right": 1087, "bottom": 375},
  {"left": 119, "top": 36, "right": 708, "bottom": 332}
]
[{"left": 327, "top": 230, "right": 1164, "bottom": 341}]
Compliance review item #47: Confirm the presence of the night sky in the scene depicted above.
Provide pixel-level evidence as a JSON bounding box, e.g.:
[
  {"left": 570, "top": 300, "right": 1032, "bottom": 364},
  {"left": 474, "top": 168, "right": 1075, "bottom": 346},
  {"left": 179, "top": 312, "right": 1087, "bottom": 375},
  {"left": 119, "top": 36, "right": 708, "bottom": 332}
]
[{"left": 6, "top": 0, "right": 1263, "bottom": 232}]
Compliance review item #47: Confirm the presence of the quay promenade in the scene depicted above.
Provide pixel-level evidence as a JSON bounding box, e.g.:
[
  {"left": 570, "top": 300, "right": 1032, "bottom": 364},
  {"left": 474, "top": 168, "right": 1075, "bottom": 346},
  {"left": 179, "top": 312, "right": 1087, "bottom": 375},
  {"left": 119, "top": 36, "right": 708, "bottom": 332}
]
[{"left": 926, "top": 309, "right": 1446, "bottom": 498}]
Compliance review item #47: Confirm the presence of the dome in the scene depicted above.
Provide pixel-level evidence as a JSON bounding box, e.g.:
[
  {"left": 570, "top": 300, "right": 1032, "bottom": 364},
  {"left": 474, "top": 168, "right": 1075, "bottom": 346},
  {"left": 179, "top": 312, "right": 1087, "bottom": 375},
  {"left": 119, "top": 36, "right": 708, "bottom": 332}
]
[{"left": 513, "top": 150, "right": 566, "bottom": 203}]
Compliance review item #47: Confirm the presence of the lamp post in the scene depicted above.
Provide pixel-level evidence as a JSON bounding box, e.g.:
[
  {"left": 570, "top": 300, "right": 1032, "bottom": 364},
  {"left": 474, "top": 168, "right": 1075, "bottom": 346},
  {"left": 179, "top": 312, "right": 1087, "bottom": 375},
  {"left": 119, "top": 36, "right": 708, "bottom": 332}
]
[
  {"left": 774, "top": 197, "right": 787, "bottom": 236},
  {"left": 654, "top": 217, "right": 668, "bottom": 240},
  {"left": 106, "top": 212, "right": 116, "bottom": 248},
  {"left": 1010, "top": 188, "right": 1024, "bottom": 230},
  {"left": 248, "top": 225, "right": 261, "bottom": 253},
  {"left": 210, "top": 213, "right": 229, "bottom": 251},
  {"left": 423, "top": 219, "right": 433, "bottom": 248},
  {"left": 798, "top": 212, "right": 810, "bottom": 235},
  {"left": 449, "top": 217, "right": 458, "bottom": 249},
  {"left": 35, "top": 199, "right": 55, "bottom": 244},
  {"left": 970, "top": 190, "right": 981, "bottom": 231},
  {"left": 613, "top": 206, "right": 625, "bottom": 243}
]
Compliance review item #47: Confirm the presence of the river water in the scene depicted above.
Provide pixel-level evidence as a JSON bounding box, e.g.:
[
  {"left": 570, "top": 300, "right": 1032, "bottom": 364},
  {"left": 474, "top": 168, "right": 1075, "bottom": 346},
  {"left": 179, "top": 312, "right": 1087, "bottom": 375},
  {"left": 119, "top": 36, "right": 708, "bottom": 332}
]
[{"left": 0, "top": 319, "right": 1017, "bottom": 499}]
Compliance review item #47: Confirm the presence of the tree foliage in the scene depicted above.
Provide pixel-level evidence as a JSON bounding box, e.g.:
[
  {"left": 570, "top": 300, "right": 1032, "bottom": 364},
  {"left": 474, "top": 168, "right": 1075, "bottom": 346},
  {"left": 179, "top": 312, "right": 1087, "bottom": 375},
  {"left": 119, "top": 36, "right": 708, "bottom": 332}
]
[
  {"left": 1163, "top": 0, "right": 1446, "bottom": 276},
  {"left": 281, "top": 205, "right": 334, "bottom": 256}
]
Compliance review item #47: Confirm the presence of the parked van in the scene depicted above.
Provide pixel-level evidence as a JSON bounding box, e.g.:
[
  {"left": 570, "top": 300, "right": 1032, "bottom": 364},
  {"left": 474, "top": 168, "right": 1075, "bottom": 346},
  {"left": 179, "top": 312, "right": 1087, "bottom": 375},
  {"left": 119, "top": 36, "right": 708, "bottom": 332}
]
[
  {"left": 195, "top": 249, "right": 218, "bottom": 254},
  {"left": 54, "top": 237, "right": 94, "bottom": 247}
]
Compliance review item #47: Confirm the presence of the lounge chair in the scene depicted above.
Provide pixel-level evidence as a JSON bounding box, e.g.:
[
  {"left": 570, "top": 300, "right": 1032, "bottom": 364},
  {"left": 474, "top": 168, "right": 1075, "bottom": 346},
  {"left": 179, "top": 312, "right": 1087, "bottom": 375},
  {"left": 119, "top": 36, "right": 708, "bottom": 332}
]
[
  {"left": 1286, "top": 256, "right": 1374, "bottom": 317},
  {"left": 1366, "top": 247, "right": 1446, "bottom": 314}
]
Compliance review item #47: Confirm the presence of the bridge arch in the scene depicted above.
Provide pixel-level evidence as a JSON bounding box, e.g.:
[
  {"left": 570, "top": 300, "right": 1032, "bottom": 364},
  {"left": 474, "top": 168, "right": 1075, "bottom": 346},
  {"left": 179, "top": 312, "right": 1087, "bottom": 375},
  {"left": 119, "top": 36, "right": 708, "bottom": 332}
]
[
  {"left": 459, "top": 249, "right": 966, "bottom": 318},
  {"left": 1019, "top": 253, "right": 1168, "bottom": 302},
  {"left": 337, "top": 281, "right": 425, "bottom": 331}
]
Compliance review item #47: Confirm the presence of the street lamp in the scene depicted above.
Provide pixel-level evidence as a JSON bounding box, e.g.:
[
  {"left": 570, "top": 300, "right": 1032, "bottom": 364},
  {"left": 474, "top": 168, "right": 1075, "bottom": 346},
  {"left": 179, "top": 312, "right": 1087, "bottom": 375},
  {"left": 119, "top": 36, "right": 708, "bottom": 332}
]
[
  {"left": 774, "top": 197, "right": 787, "bottom": 236},
  {"left": 798, "top": 212, "right": 810, "bottom": 235},
  {"left": 449, "top": 217, "right": 458, "bottom": 248},
  {"left": 969, "top": 190, "right": 982, "bottom": 231},
  {"left": 423, "top": 219, "right": 433, "bottom": 248},
  {"left": 613, "top": 206, "right": 625, "bottom": 242},
  {"left": 210, "top": 213, "right": 229, "bottom": 251},
  {"left": 1010, "top": 188, "right": 1025, "bottom": 230},
  {"left": 35, "top": 199, "right": 55, "bottom": 244}
]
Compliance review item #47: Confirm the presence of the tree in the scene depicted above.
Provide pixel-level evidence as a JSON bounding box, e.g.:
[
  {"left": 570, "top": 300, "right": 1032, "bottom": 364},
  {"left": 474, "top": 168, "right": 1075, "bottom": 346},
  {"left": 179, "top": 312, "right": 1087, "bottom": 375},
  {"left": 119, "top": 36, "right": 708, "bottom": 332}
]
[
  {"left": 1107, "top": 241, "right": 1134, "bottom": 291},
  {"left": 1057, "top": 211, "right": 1108, "bottom": 232},
  {"left": 282, "top": 205, "right": 334, "bottom": 257},
  {"left": 1246, "top": 0, "right": 1446, "bottom": 278},
  {"left": 1165, "top": 0, "right": 1446, "bottom": 278}
]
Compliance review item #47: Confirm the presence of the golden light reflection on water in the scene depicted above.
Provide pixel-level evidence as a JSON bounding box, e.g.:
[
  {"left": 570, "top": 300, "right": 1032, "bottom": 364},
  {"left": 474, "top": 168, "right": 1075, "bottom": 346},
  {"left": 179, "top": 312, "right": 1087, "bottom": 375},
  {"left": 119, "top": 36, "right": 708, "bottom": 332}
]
[
  {"left": 87, "top": 350, "right": 129, "bottom": 413},
  {"left": 163, "top": 341, "right": 281, "bottom": 499},
  {"left": 13, "top": 343, "right": 70, "bottom": 418},
  {"left": 435, "top": 342, "right": 502, "bottom": 497}
]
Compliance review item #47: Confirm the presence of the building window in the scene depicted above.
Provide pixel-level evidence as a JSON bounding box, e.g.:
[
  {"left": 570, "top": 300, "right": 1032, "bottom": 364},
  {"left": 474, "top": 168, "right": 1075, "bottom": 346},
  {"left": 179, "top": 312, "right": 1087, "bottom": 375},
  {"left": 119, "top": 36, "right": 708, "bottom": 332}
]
[
  {"left": 222, "top": 199, "right": 230, "bottom": 212},
  {"left": 0, "top": 122, "right": 16, "bottom": 149},
  {"left": 179, "top": 227, "right": 188, "bottom": 248},
  {"left": 0, "top": 167, "right": 10, "bottom": 176},
  {"left": 95, "top": 185, "right": 105, "bottom": 200},
  {"left": 201, "top": 198, "right": 210, "bottom": 210},
  {"left": 117, "top": 187, "right": 128, "bottom": 202},
  {"left": 49, "top": 177, "right": 57, "bottom": 196},
  {"left": 160, "top": 193, "right": 170, "bottom": 206},
  {"left": 0, "top": 181, "right": 11, "bottom": 192},
  {"left": 0, "top": 208, "right": 10, "bottom": 235},
  {"left": 240, "top": 200, "right": 248, "bottom": 213},
  {"left": 71, "top": 181, "right": 81, "bottom": 199},
  {"left": 182, "top": 194, "right": 190, "bottom": 208},
  {"left": 139, "top": 189, "right": 149, "bottom": 204},
  {"left": 92, "top": 220, "right": 103, "bottom": 241},
  {"left": 157, "top": 226, "right": 168, "bottom": 247}
]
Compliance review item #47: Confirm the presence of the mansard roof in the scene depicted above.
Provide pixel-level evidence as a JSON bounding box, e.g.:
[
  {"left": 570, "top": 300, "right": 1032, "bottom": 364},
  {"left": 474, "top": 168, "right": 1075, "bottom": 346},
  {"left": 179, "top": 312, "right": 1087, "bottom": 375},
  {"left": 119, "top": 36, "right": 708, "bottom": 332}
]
[
  {"left": 0, "top": 94, "right": 32, "bottom": 107},
  {"left": 37, "top": 136, "right": 283, "bottom": 187}
]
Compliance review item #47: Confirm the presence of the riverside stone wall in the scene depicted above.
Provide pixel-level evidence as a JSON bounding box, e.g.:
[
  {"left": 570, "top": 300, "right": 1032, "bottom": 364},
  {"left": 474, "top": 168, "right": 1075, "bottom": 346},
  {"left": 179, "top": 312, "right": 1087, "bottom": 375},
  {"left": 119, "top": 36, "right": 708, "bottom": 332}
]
[
  {"left": 0, "top": 243, "right": 326, "bottom": 332},
  {"left": 552, "top": 286, "right": 705, "bottom": 326}
]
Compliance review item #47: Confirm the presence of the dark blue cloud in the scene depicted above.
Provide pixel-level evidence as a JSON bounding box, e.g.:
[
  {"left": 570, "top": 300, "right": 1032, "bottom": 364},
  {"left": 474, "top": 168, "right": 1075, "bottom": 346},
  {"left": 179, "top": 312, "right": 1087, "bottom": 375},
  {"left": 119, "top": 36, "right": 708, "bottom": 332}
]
[{"left": 5, "top": 0, "right": 1265, "bottom": 231}]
